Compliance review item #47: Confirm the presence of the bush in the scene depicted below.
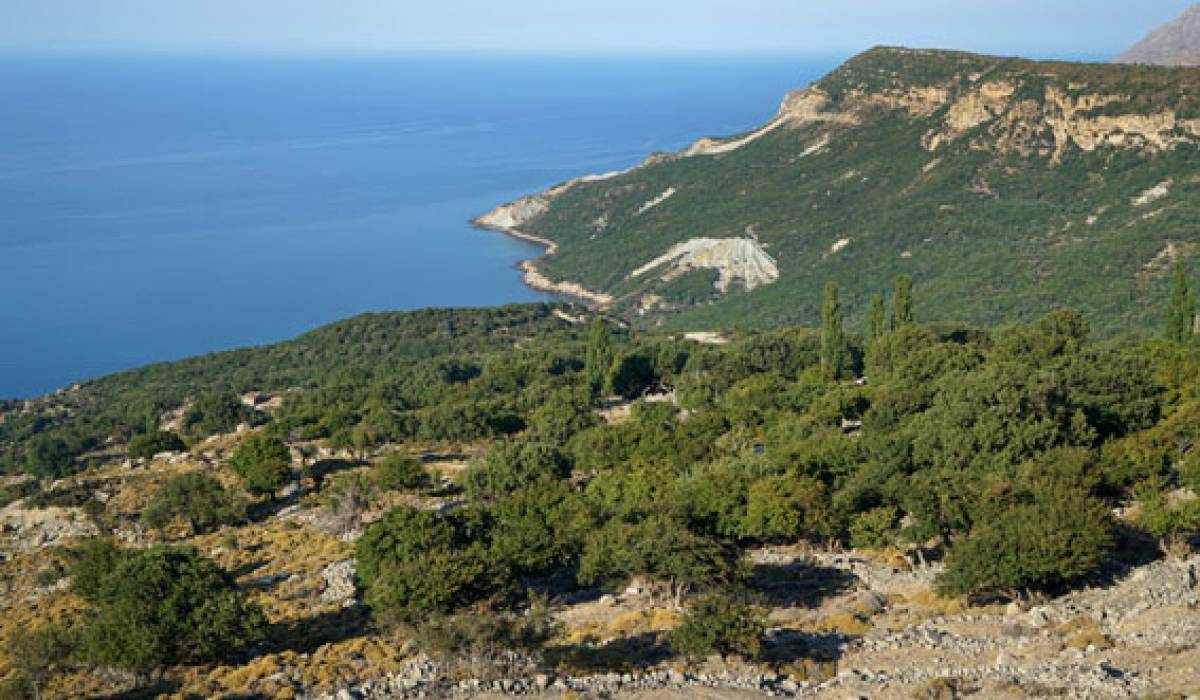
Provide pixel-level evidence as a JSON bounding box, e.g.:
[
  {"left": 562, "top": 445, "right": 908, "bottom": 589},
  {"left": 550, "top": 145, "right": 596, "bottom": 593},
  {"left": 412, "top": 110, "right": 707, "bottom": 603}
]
[
  {"left": 937, "top": 487, "right": 1115, "bottom": 596},
  {"left": 578, "top": 516, "right": 739, "bottom": 607},
  {"left": 461, "top": 441, "right": 569, "bottom": 502},
  {"left": 4, "top": 623, "right": 74, "bottom": 699},
  {"left": 741, "top": 473, "right": 833, "bottom": 541},
  {"left": 68, "top": 538, "right": 128, "bottom": 600},
  {"left": 127, "top": 431, "right": 186, "bottom": 460},
  {"left": 671, "top": 589, "right": 767, "bottom": 660},
  {"left": 142, "top": 472, "right": 244, "bottom": 535},
  {"left": 183, "top": 391, "right": 258, "bottom": 437},
  {"left": 849, "top": 506, "right": 900, "bottom": 549},
  {"left": 76, "top": 545, "right": 266, "bottom": 671},
  {"left": 227, "top": 434, "right": 292, "bottom": 498},
  {"left": 376, "top": 451, "right": 432, "bottom": 491},
  {"left": 356, "top": 506, "right": 492, "bottom": 623}
]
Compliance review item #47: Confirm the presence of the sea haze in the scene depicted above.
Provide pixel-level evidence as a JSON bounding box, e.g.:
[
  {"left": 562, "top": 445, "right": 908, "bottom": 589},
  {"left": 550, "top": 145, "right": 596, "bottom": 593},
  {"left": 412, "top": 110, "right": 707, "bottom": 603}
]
[{"left": 0, "top": 52, "right": 841, "bottom": 398}]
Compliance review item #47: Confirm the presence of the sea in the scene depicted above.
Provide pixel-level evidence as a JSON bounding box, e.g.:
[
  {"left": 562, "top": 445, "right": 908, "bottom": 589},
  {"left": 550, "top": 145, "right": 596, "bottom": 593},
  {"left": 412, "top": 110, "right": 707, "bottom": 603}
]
[{"left": 0, "top": 52, "right": 842, "bottom": 398}]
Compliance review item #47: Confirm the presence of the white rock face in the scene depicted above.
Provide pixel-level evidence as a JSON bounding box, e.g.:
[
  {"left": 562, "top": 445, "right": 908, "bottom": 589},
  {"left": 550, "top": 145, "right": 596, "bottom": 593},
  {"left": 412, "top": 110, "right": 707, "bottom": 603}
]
[
  {"left": 1132, "top": 181, "right": 1171, "bottom": 207},
  {"left": 830, "top": 238, "right": 852, "bottom": 253},
  {"left": 635, "top": 187, "right": 676, "bottom": 216},
  {"left": 630, "top": 237, "right": 779, "bottom": 293}
]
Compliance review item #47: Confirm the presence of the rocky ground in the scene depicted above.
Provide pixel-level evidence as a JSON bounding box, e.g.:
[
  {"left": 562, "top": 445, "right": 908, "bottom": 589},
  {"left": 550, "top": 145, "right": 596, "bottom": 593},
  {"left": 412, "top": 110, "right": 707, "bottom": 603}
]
[{"left": 2, "top": 433, "right": 1199, "bottom": 699}]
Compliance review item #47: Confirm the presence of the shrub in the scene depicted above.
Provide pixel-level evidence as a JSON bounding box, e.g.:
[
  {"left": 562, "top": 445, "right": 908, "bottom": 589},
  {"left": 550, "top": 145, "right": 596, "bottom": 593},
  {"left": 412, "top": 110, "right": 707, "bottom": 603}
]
[
  {"left": 77, "top": 545, "right": 266, "bottom": 671},
  {"left": 461, "top": 441, "right": 569, "bottom": 502},
  {"left": 127, "top": 431, "right": 186, "bottom": 460},
  {"left": 68, "top": 538, "right": 129, "bottom": 600},
  {"left": 227, "top": 433, "right": 292, "bottom": 498},
  {"left": 937, "top": 487, "right": 1114, "bottom": 596},
  {"left": 141, "top": 471, "right": 244, "bottom": 535},
  {"left": 849, "top": 506, "right": 900, "bottom": 549},
  {"left": 356, "top": 506, "right": 493, "bottom": 623},
  {"left": 183, "top": 391, "right": 258, "bottom": 437},
  {"left": 741, "top": 473, "right": 833, "bottom": 541},
  {"left": 671, "top": 589, "right": 767, "bottom": 660},
  {"left": 375, "top": 451, "right": 432, "bottom": 491},
  {"left": 578, "top": 516, "right": 739, "bottom": 607}
]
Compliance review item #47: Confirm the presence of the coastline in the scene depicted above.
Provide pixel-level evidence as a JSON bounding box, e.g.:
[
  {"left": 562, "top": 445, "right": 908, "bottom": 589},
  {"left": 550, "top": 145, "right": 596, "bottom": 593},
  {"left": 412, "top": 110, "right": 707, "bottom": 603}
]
[{"left": 471, "top": 218, "right": 615, "bottom": 307}]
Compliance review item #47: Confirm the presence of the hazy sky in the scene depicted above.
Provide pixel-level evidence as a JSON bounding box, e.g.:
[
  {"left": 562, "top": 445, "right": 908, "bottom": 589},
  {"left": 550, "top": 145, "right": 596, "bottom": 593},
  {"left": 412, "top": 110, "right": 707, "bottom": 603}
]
[{"left": 1, "top": 0, "right": 1195, "bottom": 58}]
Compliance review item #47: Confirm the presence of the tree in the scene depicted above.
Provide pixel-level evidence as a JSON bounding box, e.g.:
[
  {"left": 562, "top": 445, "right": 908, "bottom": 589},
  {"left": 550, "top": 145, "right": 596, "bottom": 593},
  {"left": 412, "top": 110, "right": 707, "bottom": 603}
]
[
  {"left": 227, "top": 434, "right": 292, "bottom": 498},
  {"left": 740, "top": 473, "right": 833, "bottom": 541},
  {"left": 461, "top": 441, "right": 569, "bottom": 503},
  {"left": 183, "top": 391, "right": 257, "bottom": 437},
  {"left": 820, "top": 282, "right": 846, "bottom": 379},
  {"left": 936, "top": 486, "right": 1114, "bottom": 597},
  {"left": 890, "top": 274, "right": 914, "bottom": 329},
  {"left": 1165, "top": 260, "right": 1195, "bottom": 343},
  {"left": 76, "top": 545, "right": 266, "bottom": 671},
  {"left": 867, "top": 293, "right": 886, "bottom": 341},
  {"left": 578, "top": 516, "right": 739, "bottom": 608},
  {"left": 376, "top": 451, "right": 432, "bottom": 491},
  {"left": 127, "top": 431, "right": 186, "bottom": 460},
  {"left": 355, "top": 506, "right": 490, "bottom": 625},
  {"left": 25, "top": 435, "right": 75, "bottom": 479},
  {"left": 671, "top": 589, "right": 767, "bottom": 660},
  {"left": 141, "top": 472, "right": 243, "bottom": 535},
  {"left": 585, "top": 316, "right": 615, "bottom": 395}
]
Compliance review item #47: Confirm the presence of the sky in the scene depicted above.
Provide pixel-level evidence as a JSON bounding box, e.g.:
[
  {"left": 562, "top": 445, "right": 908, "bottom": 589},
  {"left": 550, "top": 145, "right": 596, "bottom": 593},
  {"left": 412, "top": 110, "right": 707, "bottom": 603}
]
[{"left": 0, "top": 0, "right": 1195, "bottom": 59}]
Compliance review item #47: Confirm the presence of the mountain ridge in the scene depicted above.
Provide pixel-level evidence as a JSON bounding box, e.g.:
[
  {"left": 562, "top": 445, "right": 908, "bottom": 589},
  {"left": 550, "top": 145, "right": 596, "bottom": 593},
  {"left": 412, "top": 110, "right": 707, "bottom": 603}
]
[
  {"left": 1117, "top": 4, "right": 1200, "bottom": 66},
  {"left": 477, "top": 46, "right": 1200, "bottom": 334}
]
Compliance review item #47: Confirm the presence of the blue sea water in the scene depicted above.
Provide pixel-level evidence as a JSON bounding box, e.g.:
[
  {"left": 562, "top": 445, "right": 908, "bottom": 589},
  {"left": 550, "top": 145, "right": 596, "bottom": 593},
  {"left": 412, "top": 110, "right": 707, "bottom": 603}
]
[{"left": 0, "top": 53, "right": 841, "bottom": 398}]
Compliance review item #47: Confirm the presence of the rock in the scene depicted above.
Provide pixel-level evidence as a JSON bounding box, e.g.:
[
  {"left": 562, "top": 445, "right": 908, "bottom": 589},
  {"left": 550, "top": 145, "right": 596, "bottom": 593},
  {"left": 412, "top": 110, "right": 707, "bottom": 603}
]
[
  {"left": 599, "top": 594, "right": 617, "bottom": 606},
  {"left": 1005, "top": 600, "right": 1023, "bottom": 617}
]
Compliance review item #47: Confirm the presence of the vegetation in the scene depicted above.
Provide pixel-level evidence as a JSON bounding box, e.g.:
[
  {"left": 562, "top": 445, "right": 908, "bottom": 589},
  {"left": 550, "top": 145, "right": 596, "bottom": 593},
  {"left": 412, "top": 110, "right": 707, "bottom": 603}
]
[
  {"left": 375, "top": 451, "right": 433, "bottom": 491},
  {"left": 127, "top": 430, "right": 185, "bottom": 460},
  {"left": 73, "top": 544, "right": 266, "bottom": 672},
  {"left": 141, "top": 471, "right": 244, "bottom": 535},
  {"left": 671, "top": 590, "right": 767, "bottom": 660},
  {"left": 513, "top": 48, "right": 1200, "bottom": 334},
  {"left": 227, "top": 434, "right": 292, "bottom": 498}
]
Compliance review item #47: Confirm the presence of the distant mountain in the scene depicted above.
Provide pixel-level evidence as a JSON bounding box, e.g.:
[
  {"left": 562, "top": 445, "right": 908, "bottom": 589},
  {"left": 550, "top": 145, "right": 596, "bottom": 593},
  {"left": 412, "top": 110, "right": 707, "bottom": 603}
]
[
  {"left": 1117, "top": 4, "right": 1200, "bottom": 66},
  {"left": 478, "top": 47, "right": 1200, "bottom": 334}
]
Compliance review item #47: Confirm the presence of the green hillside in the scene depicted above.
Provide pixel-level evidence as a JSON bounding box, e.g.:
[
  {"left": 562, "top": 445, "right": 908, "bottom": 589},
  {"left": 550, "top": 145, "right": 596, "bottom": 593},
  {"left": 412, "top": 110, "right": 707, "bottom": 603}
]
[{"left": 483, "top": 47, "right": 1200, "bottom": 334}]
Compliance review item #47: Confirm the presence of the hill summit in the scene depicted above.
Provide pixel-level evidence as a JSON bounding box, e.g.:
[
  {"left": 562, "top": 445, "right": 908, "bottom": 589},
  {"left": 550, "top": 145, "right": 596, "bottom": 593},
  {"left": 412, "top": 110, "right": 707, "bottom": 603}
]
[
  {"left": 478, "top": 47, "right": 1200, "bottom": 334},
  {"left": 1117, "top": 4, "right": 1200, "bottom": 66}
]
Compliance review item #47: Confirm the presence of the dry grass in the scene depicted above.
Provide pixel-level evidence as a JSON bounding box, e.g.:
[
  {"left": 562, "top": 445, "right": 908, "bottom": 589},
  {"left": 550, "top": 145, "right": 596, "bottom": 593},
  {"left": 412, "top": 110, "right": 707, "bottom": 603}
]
[{"left": 560, "top": 607, "right": 683, "bottom": 645}]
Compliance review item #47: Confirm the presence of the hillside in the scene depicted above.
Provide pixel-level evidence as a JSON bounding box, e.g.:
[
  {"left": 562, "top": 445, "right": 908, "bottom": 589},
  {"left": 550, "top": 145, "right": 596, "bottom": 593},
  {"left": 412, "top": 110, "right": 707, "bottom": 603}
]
[
  {"left": 1117, "top": 4, "right": 1200, "bottom": 66},
  {"left": 3, "top": 303, "right": 1200, "bottom": 698},
  {"left": 477, "top": 47, "right": 1200, "bottom": 333}
]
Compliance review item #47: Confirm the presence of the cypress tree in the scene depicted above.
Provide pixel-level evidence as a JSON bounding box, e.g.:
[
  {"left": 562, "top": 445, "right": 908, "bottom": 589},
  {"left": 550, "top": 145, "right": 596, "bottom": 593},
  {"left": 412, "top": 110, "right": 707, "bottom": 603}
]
[
  {"left": 890, "top": 275, "right": 914, "bottom": 330},
  {"left": 821, "top": 282, "right": 846, "bottom": 379},
  {"left": 867, "top": 293, "right": 886, "bottom": 341},
  {"left": 1165, "top": 260, "right": 1195, "bottom": 343},
  {"left": 585, "top": 316, "right": 614, "bottom": 395}
]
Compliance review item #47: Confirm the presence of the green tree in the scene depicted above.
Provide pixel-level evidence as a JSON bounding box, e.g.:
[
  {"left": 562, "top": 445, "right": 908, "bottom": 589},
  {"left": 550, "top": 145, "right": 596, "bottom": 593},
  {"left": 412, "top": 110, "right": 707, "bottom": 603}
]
[
  {"left": 585, "top": 316, "right": 615, "bottom": 395},
  {"left": 578, "top": 516, "right": 739, "bottom": 608},
  {"left": 127, "top": 431, "right": 186, "bottom": 460},
  {"left": 867, "top": 293, "right": 886, "bottom": 341},
  {"left": 740, "top": 473, "right": 833, "bottom": 541},
  {"left": 375, "top": 451, "right": 432, "bottom": 491},
  {"left": 937, "top": 486, "right": 1114, "bottom": 596},
  {"left": 76, "top": 545, "right": 266, "bottom": 671},
  {"left": 461, "top": 441, "right": 569, "bottom": 503},
  {"left": 890, "top": 274, "right": 914, "bottom": 329},
  {"left": 670, "top": 589, "right": 767, "bottom": 660},
  {"left": 227, "top": 434, "right": 292, "bottom": 498},
  {"left": 820, "top": 281, "right": 846, "bottom": 379},
  {"left": 1165, "top": 260, "right": 1195, "bottom": 343},
  {"left": 141, "top": 472, "right": 243, "bottom": 535}
]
